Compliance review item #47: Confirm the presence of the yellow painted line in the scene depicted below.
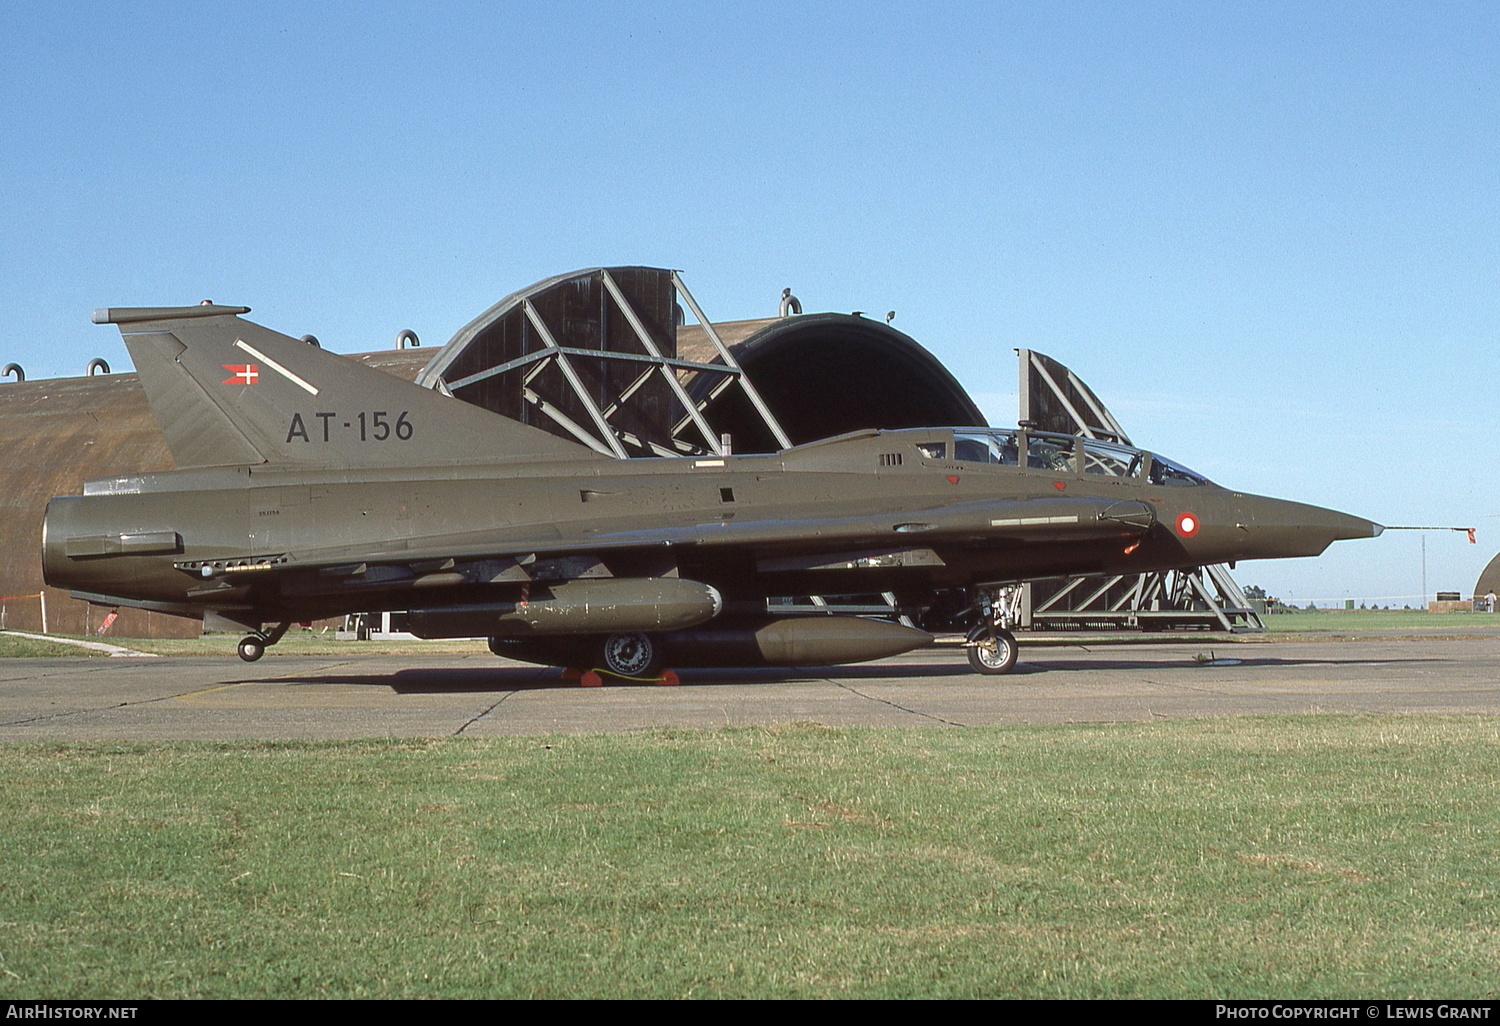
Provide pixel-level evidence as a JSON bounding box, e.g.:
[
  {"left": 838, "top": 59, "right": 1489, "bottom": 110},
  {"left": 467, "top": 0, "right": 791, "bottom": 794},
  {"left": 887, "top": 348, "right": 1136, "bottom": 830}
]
[
  {"left": 174, "top": 661, "right": 355, "bottom": 701},
  {"left": 175, "top": 682, "right": 253, "bottom": 702}
]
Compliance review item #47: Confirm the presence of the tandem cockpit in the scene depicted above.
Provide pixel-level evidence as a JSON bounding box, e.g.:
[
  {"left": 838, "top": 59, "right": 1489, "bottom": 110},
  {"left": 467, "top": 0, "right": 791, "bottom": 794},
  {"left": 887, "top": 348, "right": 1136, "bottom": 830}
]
[{"left": 917, "top": 428, "right": 1211, "bottom": 487}]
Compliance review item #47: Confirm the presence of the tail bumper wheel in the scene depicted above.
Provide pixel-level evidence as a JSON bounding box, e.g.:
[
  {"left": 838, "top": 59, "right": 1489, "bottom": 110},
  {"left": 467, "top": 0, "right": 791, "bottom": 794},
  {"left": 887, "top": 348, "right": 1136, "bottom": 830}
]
[
  {"left": 966, "top": 626, "right": 1018, "bottom": 675},
  {"left": 236, "top": 621, "right": 290, "bottom": 663}
]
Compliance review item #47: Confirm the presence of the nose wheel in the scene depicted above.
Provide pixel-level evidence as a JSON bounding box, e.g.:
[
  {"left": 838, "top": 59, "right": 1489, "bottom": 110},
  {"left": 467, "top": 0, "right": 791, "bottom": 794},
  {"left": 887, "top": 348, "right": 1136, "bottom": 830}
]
[
  {"left": 964, "top": 585, "right": 1021, "bottom": 674},
  {"left": 966, "top": 625, "right": 1018, "bottom": 675},
  {"left": 237, "top": 621, "right": 291, "bottom": 662}
]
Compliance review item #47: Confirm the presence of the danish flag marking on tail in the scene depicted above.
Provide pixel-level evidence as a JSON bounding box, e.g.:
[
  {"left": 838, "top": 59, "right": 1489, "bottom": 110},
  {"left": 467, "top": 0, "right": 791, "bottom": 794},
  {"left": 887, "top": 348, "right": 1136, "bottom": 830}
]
[{"left": 222, "top": 364, "right": 259, "bottom": 385}]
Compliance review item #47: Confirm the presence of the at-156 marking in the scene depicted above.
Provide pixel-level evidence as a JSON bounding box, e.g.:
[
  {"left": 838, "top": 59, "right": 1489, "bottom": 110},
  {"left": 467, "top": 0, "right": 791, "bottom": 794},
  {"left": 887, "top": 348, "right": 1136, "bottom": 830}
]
[{"left": 287, "top": 411, "right": 414, "bottom": 443}]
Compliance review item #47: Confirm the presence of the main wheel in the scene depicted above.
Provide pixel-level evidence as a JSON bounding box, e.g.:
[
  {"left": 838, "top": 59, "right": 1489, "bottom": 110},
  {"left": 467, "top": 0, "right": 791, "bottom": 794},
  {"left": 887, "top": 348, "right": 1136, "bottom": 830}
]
[
  {"left": 966, "top": 627, "right": 1017, "bottom": 675},
  {"left": 599, "top": 632, "right": 661, "bottom": 677},
  {"left": 237, "top": 636, "right": 266, "bottom": 663}
]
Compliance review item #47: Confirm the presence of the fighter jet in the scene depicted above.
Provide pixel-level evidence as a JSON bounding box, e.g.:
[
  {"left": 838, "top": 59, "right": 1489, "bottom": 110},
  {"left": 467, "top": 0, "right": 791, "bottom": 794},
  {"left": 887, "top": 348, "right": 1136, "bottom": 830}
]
[{"left": 43, "top": 304, "right": 1381, "bottom": 675}]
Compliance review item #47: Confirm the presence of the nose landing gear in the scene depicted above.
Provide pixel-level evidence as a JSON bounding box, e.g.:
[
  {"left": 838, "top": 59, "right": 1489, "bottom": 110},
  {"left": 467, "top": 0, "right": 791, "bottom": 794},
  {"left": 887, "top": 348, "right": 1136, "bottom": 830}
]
[
  {"left": 966, "top": 624, "right": 1018, "bottom": 674},
  {"left": 965, "top": 586, "right": 1020, "bottom": 675}
]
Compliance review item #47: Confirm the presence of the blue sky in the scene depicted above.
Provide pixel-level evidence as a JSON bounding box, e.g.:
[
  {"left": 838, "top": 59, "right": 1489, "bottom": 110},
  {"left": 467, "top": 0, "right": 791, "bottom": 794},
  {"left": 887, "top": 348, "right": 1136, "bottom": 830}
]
[{"left": 2, "top": 1, "right": 1495, "bottom": 604}]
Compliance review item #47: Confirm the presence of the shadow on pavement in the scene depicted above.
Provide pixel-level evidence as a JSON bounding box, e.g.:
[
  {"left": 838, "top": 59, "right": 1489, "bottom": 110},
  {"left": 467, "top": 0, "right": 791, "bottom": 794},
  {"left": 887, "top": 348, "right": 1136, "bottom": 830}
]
[{"left": 225, "top": 652, "right": 1450, "bottom": 694}]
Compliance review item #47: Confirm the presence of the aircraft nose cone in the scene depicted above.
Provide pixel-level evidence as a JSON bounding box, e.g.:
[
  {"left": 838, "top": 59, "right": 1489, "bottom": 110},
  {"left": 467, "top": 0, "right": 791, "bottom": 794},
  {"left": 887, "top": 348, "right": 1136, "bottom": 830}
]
[
  {"left": 1225, "top": 496, "right": 1383, "bottom": 560},
  {"left": 1330, "top": 510, "right": 1385, "bottom": 541}
]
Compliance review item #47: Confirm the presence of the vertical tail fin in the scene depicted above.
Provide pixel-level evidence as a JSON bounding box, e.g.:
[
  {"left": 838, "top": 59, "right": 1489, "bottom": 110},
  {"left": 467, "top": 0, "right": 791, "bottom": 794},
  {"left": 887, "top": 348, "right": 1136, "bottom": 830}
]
[{"left": 96, "top": 305, "right": 600, "bottom": 469}]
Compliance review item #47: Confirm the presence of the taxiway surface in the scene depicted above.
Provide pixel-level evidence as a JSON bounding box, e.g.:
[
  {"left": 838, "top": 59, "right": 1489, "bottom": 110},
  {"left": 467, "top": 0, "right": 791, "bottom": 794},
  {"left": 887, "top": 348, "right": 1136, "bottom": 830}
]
[{"left": 2, "top": 636, "right": 1498, "bottom": 740}]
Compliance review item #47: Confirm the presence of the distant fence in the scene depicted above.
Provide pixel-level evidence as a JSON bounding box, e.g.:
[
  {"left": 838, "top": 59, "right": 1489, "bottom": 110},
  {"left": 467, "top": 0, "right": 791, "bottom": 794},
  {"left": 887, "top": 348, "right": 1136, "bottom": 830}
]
[{"left": 0, "top": 592, "right": 46, "bottom": 633}]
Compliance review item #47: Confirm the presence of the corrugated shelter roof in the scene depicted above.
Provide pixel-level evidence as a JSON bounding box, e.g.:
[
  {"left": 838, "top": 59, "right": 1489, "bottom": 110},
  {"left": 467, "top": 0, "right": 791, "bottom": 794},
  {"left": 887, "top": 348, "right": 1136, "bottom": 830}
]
[
  {"left": 683, "top": 313, "right": 987, "bottom": 452},
  {"left": 1476, "top": 552, "right": 1500, "bottom": 601}
]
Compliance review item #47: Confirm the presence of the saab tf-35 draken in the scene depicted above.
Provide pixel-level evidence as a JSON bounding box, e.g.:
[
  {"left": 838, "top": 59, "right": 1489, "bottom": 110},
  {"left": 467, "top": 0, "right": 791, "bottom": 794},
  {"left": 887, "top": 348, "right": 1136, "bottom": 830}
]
[{"left": 43, "top": 304, "right": 1381, "bottom": 675}]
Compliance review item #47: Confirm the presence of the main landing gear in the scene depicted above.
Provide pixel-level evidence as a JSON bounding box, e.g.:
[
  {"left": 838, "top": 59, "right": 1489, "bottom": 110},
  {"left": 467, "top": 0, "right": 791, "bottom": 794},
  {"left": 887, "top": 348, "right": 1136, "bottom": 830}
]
[
  {"left": 487, "top": 632, "right": 674, "bottom": 685},
  {"left": 237, "top": 621, "right": 291, "bottom": 662},
  {"left": 965, "top": 587, "right": 1020, "bottom": 675},
  {"left": 597, "top": 631, "right": 663, "bottom": 678},
  {"left": 571, "top": 632, "right": 671, "bottom": 686}
]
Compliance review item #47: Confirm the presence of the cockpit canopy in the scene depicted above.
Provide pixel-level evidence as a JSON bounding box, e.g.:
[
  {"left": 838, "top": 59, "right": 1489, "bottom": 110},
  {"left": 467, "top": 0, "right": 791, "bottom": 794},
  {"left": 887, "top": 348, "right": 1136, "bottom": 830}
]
[{"left": 930, "top": 429, "right": 1210, "bottom": 486}]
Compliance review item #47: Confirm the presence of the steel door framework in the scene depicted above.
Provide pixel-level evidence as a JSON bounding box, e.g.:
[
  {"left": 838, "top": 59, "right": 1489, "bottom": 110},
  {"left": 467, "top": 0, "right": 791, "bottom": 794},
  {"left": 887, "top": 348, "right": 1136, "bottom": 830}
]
[
  {"left": 418, "top": 267, "right": 789, "bottom": 459},
  {"left": 1012, "top": 348, "right": 1263, "bottom": 633}
]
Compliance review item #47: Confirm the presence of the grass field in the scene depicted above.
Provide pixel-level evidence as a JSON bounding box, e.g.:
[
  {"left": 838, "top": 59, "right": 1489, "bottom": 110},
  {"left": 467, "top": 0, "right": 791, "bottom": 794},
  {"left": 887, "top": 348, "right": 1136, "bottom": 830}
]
[
  {"left": 0, "top": 631, "right": 491, "bottom": 658},
  {"left": 1262, "top": 610, "right": 1499, "bottom": 632},
  {"left": 0, "top": 634, "right": 109, "bottom": 658},
  {"left": 114, "top": 633, "right": 492, "bottom": 658},
  {"left": 1, "top": 717, "right": 1497, "bottom": 999}
]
